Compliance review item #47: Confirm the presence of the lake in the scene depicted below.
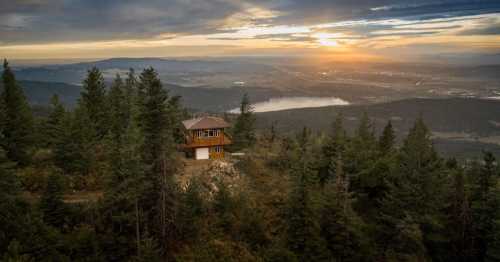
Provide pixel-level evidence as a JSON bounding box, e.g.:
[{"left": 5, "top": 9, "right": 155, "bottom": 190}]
[{"left": 229, "top": 96, "right": 350, "bottom": 113}]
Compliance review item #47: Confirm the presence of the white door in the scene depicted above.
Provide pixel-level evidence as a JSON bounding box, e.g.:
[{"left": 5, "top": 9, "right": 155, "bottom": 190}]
[{"left": 195, "top": 147, "right": 209, "bottom": 160}]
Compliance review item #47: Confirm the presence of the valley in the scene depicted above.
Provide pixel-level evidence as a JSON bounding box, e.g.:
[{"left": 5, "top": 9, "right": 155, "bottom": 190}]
[{"left": 5, "top": 57, "right": 500, "bottom": 157}]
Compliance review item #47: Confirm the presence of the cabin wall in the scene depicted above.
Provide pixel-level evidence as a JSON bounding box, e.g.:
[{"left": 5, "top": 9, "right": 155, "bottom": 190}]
[
  {"left": 209, "top": 146, "right": 224, "bottom": 159},
  {"left": 187, "top": 128, "right": 228, "bottom": 148}
]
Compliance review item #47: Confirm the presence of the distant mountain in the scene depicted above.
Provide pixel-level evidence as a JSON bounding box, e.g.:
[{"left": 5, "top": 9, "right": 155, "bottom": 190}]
[
  {"left": 12, "top": 58, "right": 276, "bottom": 84},
  {"left": 13, "top": 80, "right": 287, "bottom": 112},
  {"left": 0, "top": 80, "right": 82, "bottom": 106}
]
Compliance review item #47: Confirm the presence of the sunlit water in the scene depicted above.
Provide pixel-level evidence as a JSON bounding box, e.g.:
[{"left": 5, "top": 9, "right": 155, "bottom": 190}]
[{"left": 229, "top": 96, "right": 350, "bottom": 113}]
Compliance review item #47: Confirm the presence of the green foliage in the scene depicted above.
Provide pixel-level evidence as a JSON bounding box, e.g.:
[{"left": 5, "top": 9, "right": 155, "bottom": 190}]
[
  {"left": 320, "top": 157, "right": 369, "bottom": 261},
  {"left": 379, "top": 120, "right": 396, "bottom": 155},
  {"left": 79, "top": 67, "right": 109, "bottom": 140},
  {"left": 44, "top": 94, "right": 66, "bottom": 148},
  {"left": 137, "top": 67, "right": 176, "bottom": 176},
  {"left": 378, "top": 117, "right": 448, "bottom": 260},
  {"left": 177, "top": 238, "right": 261, "bottom": 262},
  {"left": 53, "top": 108, "right": 90, "bottom": 176},
  {"left": 40, "top": 173, "right": 67, "bottom": 227},
  {"left": 178, "top": 178, "right": 206, "bottom": 242},
  {"left": 3, "top": 63, "right": 500, "bottom": 262},
  {"left": 285, "top": 152, "right": 327, "bottom": 261},
  {"left": 0, "top": 60, "right": 34, "bottom": 165},
  {"left": 469, "top": 152, "right": 500, "bottom": 261},
  {"left": 231, "top": 93, "right": 256, "bottom": 150}
]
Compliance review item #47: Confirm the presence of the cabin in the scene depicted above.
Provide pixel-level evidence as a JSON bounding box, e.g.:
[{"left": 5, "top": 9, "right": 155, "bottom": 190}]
[{"left": 181, "top": 116, "right": 232, "bottom": 160}]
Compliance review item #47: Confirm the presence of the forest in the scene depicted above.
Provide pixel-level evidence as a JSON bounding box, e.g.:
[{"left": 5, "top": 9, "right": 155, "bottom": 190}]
[{"left": 1, "top": 59, "right": 500, "bottom": 262}]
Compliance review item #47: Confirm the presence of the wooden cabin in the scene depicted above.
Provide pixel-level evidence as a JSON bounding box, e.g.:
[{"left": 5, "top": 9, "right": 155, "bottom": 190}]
[{"left": 181, "top": 116, "right": 232, "bottom": 160}]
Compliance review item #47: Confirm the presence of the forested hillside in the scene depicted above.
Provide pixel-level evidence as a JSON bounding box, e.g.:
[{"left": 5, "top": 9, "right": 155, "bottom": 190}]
[{"left": 2, "top": 60, "right": 500, "bottom": 261}]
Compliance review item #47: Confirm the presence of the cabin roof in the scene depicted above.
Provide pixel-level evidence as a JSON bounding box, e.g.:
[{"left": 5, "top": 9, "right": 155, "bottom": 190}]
[{"left": 182, "top": 116, "right": 230, "bottom": 130}]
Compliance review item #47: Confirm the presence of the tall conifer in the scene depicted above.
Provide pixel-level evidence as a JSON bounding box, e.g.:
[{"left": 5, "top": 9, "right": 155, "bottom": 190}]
[{"left": 0, "top": 60, "right": 34, "bottom": 165}]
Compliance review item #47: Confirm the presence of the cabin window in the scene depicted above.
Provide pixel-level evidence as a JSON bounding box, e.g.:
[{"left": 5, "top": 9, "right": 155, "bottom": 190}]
[
  {"left": 203, "top": 129, "right": 220, "bottom": 137},
  {"left": 211, "top": 146, "right": 222, "bottom": 153},
  {"left": 194, "top": 129, "right": 221, "bottom": 138}
]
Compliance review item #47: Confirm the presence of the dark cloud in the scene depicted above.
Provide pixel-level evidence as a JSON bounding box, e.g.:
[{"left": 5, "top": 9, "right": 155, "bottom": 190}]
[
  {"left": 0, "top": 0, "right": 251, "bottom": 43},
  {"left": 271, "top": 0, "right": 500, "bottom": 24},
  {"left": 0, "top": 0, "right": 499, "bottom": 45},
  {"left": 458, "top": 18, "right": 500, "bottom": 35}
]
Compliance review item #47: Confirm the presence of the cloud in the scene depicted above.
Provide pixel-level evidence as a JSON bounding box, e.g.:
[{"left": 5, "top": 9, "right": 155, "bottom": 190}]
[
  {"left": 0, "top": 0, "right": 259, "bottom": 43},
  {"left": 0, "top": 0, "right": 499, "bottom": 60}
]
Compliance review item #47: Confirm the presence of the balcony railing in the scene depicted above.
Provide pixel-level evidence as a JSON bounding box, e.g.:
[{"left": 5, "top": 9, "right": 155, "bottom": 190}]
[{"left": 183, "top": 134, "right": 232, "bottom": 148}]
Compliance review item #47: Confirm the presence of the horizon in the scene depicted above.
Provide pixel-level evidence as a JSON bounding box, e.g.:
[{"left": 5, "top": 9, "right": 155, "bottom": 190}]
[{"left": 1, "top": 0, "right": 500, "bottom": 64}]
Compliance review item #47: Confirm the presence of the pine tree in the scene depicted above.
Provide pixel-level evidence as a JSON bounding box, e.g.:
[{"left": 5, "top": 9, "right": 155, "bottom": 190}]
[
  {"left": 136, "top": 67, "right": 178, "bottom": 256},
  {"left": 356, "top": 112, "right": 376, "bottom": 145},
  {"left": 40, "top": 173, "right": 67, "bottom": 227},
  {"left": 53, "top": 108, "right": 89, "bottom": 175},
  {"left": 445, "top": 161, "right": 474, "bottom": 261},
  {"left": 137, "top": 67, "right": 174, "bottom": 177},
  {"left": 321, "top": 156, "right": 368, "bottom": 261},
  {"left": 379, "top": 120, "right": 396, "bottom": 155},
  {"left": 345, "top": 113, "right": 378, "bottom": 203},
  {"left": 320, "top": 113, "right": 347, "bottom": 183},
  {"left": 470, "top": 152, "right": 500, "bottom": 261},
  {"left": 285, "top": 153, "right": 327, "bottom": 261},
  {"left": 0, "top": 142, "right": 26, "bottom": 255},
  {"left": 0, "top": 60, "right": 34, "bottom": 165},
  {"left": 108, "top": 74, "right": 129, "bottom": 146},
  {"left": 45, "top": 94, "right": 66, "bottom": 149},
  {"left": 231, "top": 93, "right": 256, "bottom": 150},
  {"left": 79, "top": 67, "right": 108, "bottom": 140},
  {"left": 125, "top": 68, "right": 138, "bottom": 110},
  {"left": 178, "top": 178, "right": 205, "bottom": 242},
  {"left": 378, "top": 117, "right": 446, "bottom": 260},
  {"left": 213, "top": 180, "right": 236, "bottom": 235}
]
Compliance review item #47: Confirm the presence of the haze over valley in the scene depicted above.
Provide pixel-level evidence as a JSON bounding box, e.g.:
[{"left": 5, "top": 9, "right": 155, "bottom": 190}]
[{"left": 5, "top": 56, "right": 499, "bottom": 157}]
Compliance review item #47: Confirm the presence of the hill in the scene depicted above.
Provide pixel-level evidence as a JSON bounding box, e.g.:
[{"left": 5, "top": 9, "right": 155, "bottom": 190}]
[
  {"left": 0, "top": 80, "right": 82, "bottom": 106},
  {"left": 256, "top": 98, "right": 500, "bottom": 157}
]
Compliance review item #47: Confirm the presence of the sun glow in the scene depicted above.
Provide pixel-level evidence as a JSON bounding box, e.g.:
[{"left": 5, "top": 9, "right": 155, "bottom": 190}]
[
  {"left": 318, "top": 38, "right": 339, "bottom": 47},
  {"left": 313, "top": 33, "right": 341, "bottom": 47}
]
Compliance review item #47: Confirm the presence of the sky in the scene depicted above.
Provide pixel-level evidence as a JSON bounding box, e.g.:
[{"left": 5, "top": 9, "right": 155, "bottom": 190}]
[{"left": 1, "top": 0, "right": 500, "bottom": 62}]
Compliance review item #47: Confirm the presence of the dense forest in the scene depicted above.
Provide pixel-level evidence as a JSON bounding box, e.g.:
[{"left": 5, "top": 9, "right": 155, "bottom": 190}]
[{"left": 1, "top": 59, "right": 500, "bottom": 261}]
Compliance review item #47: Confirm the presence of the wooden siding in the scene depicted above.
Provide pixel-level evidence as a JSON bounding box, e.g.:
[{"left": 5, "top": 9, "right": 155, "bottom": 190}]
[
  {"left": 183, "top": 128, "right": 232, "bottom": 148},
  {"left": 209, "top": 146, "right": 225, "bottom": 159}
]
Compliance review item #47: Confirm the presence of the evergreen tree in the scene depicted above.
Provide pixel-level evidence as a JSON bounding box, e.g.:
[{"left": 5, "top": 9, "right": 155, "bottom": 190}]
[
  {"left": 285, "top": 152, "right": 326, "bottom": 261},
  {"left": 321, "top": 156, "right": 368, "bottom": 261},
  {"left": 0, "top": 60, "right": 34, "bottom": 165},
  {"left": 379, "top": 120, "right": 396, "bottom": 155},
  {"left": 79, "top": 67, "right": 108, "bottom": 140},
  {"left": 378, "top": 117, "right": 447, "bottom": 260},
  {"left": 0, "top": 143, "right": 25, "bottom": 255},
  {"left": 125, "top": 68, "right": 138, "bottom": 111},
  {"left": 136, "top": 67, "right": 178, "bottom": 256},
  {"left": 45, "top": 94, "right": 66, "bottom": 149},
  {"left": 231, "top": 93, "right": 256, "bottom": 150},
  {"left": 345, "top": 113, "right": 380, "bottom": 212},
  {"left": 320, "top": 113, "right": 347, "bottom": 183},
  {"left": 213, "top": 180, "right": 236, "bottom": 235},
  {"left": 356, "top": 112, "right": 376, "bottom": 146},
  {"left": 53, "top": 108, "right": 90, "bottom": 175},
  {"left": 108, "top": 74, "right": 129, "bottom": 146},
  {"left": 137, "top": 67, "right": 175, "bottom": 177},
  {"left": 178, "top": 178, "right": 205, "bottom": 243},
  {"left": 40, "top": 173, "right": 67, "bottom": 227},
  {"left": 445, "top": 161, "right": 474, "bottom": 261},
  {"left": 470, "top": 152, "right": 500, "bottom": 261}
]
